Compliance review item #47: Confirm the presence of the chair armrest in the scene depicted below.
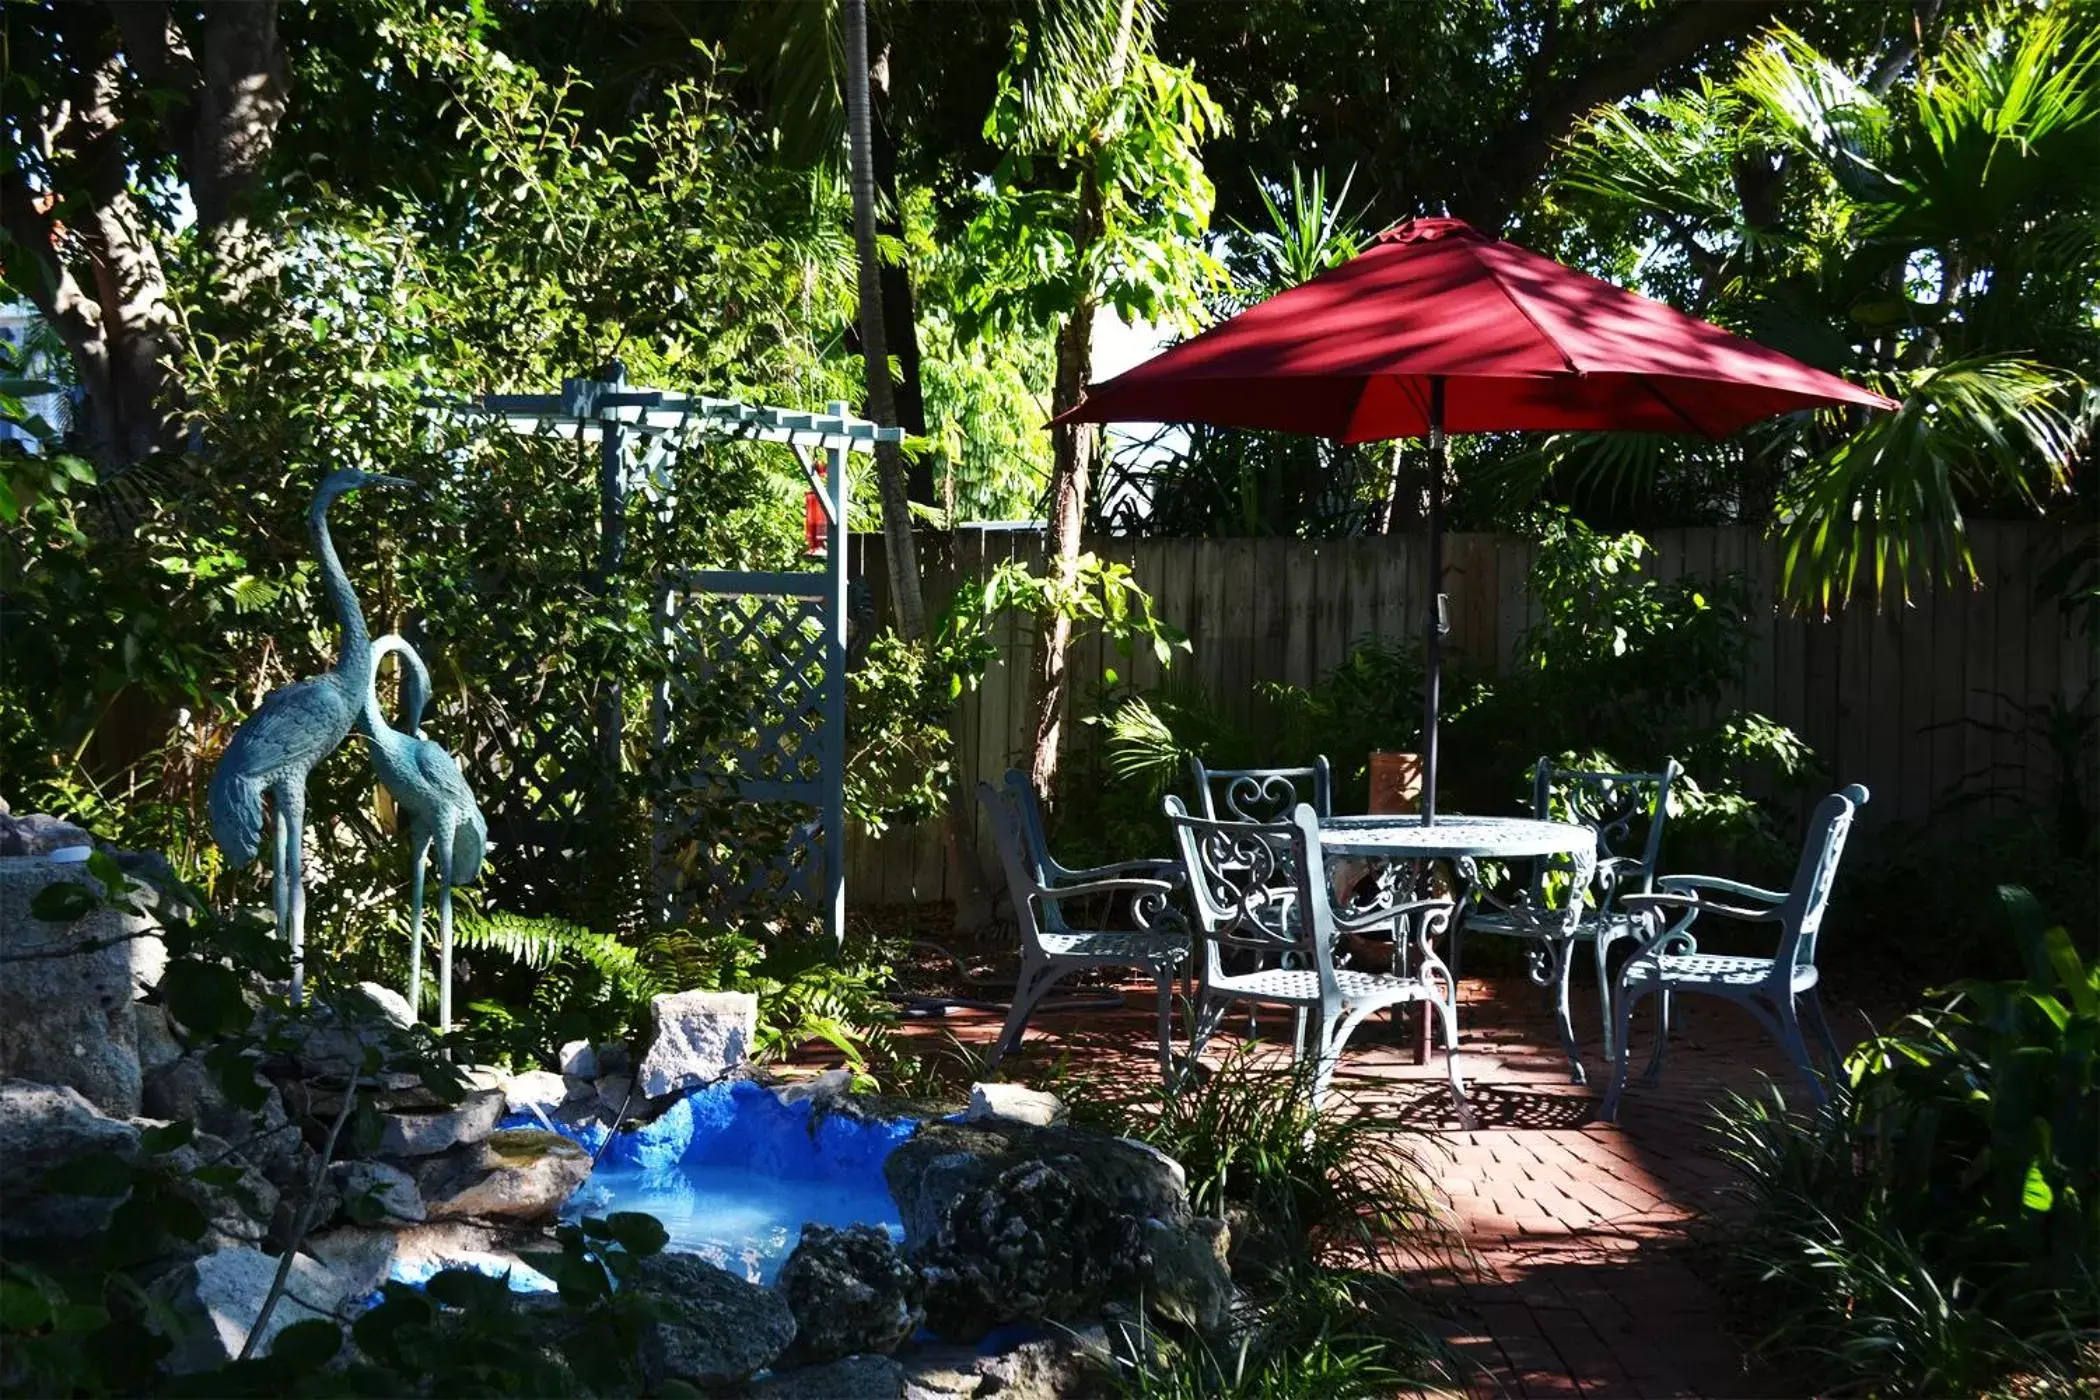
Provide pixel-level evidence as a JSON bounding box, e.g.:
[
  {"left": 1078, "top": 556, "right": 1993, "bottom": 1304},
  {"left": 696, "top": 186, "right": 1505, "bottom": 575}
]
[
  {"left": 1034, "top": 876, "right": 1177, "bottom": 904},
  {"left": 1049, "top": 857, "right": 1184, "bottom": 886},
  {"left": 1622, "top": 890, "right": 1782, "bottom": 926},
  {"left": 1655, "top": 874, "right": 1787, "bottom": 905}
]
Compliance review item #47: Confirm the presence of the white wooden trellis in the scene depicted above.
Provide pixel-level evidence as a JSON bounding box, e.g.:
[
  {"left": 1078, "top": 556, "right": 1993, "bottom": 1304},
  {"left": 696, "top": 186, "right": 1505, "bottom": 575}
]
[{"left": 451, "top": 372, "right": 902, "bottom": 942}]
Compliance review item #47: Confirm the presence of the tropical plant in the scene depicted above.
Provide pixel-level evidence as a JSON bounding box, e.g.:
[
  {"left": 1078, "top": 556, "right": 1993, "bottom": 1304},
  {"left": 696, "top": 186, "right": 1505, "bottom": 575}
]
[
  {"left": 958, "top": 0, "right": 1224, "bottom": 798},
  {"left": 1712, "top": 885, "right": 2099, "bottom": 1396},
  {"left": 1546, "top": 10, "right": 2099, "bottom": 608}
]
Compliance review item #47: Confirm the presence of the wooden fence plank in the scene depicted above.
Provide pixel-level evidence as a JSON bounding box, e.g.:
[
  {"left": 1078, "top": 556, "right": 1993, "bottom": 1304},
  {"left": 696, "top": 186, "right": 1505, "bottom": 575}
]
[{"left": 840, "top": 525, "right": 2085, "bottom": 902}]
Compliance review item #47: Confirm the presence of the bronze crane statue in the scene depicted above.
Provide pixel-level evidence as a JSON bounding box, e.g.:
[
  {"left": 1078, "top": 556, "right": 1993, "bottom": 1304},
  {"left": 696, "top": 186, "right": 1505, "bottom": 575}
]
[
  {"left": 209, "top": 469, "right": 411, "bottom": 1001},
  {"left": 365, "top": 634, "right": 487, "bottom": 1030}
]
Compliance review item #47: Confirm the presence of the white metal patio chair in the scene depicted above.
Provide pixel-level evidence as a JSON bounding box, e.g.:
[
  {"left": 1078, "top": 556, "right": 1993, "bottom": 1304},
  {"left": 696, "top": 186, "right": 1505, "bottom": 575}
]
[
  {"left": 1000, "top": 768, "right": 1184, "bottom": 891},
  {"left": 1190, "top": 755, "right": 1333, "bottom": 823},
  {"left": 1165, "top": 796, "right": 1469, "bottom": 1118},
  {"left": 977, "top": 778, "right": 1188, "bottom": 1083},
  {"left": 1599, "top": 784, "right": 1868, "bottom": 1122},
  {"left": 1459, "top": 758, "right": 1681, "bottom": 1082}
]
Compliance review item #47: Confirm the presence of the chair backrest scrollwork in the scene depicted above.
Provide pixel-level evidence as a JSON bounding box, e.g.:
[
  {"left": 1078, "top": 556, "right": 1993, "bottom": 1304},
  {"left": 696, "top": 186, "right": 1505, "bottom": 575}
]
[
  {"left": 1190, "top": 755, "right": 1334, "bottom": 824},
  {"left": 1166, "top": 796, "right": 1338, "bottom": 992}
]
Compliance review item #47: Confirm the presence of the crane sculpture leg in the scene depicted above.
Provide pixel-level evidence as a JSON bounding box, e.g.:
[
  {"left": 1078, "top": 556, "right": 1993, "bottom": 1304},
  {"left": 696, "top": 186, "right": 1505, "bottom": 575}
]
[
  {"left": 279, "top": 782, "right": 310, "bottom": 1004},
  {"left": 435, "top": 836, "right": 457, "bottom": 1033},
  {"left": 404, "top": 830, "right": 432, "bottom": 1022}
]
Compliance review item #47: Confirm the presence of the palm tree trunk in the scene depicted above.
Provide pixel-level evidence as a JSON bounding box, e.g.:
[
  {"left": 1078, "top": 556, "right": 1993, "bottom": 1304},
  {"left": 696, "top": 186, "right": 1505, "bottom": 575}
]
[
  {"left": 846, "top": 0, "right": 990, "bottom": 927},
  {"left": 1024, "top": 0, "right": 1138, "bottom": 803},
  {"left": 844, "top": 0, "right": 926, "bottom": 644}
]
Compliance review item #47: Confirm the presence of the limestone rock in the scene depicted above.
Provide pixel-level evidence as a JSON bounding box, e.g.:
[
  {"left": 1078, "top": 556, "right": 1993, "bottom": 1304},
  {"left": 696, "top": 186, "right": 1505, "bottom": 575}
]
[
  {"left": 885, "top": 1120, "right": 1189, "bottom": 1254},
  {"left": 557, "top": 1040, "right": 598, "bottom": 1080},
  {"left": 773, "top": 1066, "right": 855, "bottom": 1110},
  {"left": 162, "top": 1130, "right": 281, "bottom": 1247},
  {"left": 411, "top": 1128, "right": 590, "bottom": 1223},
  {"left": 0, "top": 1079, "right": 141, "bottom": 1243},
  {"left": 970, "top": 1329, "right": 1119, "bottom": 1400},
  {"left": 965, "top": 1082, "right": 1066, "bottom": 1128},
  {"left": 594, "top": 1074, "right": 636, "bottom": 1121},
  {"left": 1141, "top": 1216, "right": 1234, "bottom": 1331},
  {"left": 134, "top": 1003, "right": 184, "bottom": 1074},
  {"left": 0, "top": 857, "right": 156, "bottom": 1116},
  {"left": 351, "top": 982, "right": 414, "bottom": 1029},
  {"left": 331, "top": 1159, "right": 425, "bottom": 1225},
  {"left": 498, "top": 1069, "right": 570, "bottom": 1121},
  {"left": 752, "top": 1354, "right": 908, "bottom": 1399},
  {"left": 0, "top": 813, "right": 91, "bottom": 856},
  {"left": 377, "top": 1088, "right": 505, "bottom": 1156},
  {"left": 633, "top": 1250, "right": 796, "bottom": 1387},
  {"left": 884, "top": 1119, "right": 1204, "bottom": 1341},
  {"left": 897, "top": 1345, "right": 987, "bottom": 1399},
  {"left": 148, "top": 1246, "right": 351, "bottom": 1373},
  {"left": 307, "top": 1220, "right": 553, "bottom": 1296},
  {"left": 776, "top": 1223, "right": 923, "bottom": 1365},
  {"left": 143, "top": 1051, "right": 294, "bottom": 1175},
  {"left": 637, "top": 990, "right": 756, "bottom": 1098}
]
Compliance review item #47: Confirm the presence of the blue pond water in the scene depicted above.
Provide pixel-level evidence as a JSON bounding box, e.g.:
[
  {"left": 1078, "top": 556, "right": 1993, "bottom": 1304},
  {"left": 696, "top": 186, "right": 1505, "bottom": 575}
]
[{"left": 504, "top": 1080, "right": 918, "bottom": 1285}]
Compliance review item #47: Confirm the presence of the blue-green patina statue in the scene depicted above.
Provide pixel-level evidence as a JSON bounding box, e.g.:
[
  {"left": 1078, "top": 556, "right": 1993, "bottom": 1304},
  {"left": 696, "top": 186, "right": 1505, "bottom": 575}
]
[
  {"left": 209, "top": 469, "right": 411, "bottom": 1001},
  {"left": 366, "top": 634, "right": 487, "bottom": 1029}
]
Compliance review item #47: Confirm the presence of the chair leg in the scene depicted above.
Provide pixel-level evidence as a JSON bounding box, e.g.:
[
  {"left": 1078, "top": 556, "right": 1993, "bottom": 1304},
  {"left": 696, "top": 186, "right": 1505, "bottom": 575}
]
[
  {"left": 1431, "top": 991, "right": 1473, "bottom": 1128},
  {"left": 1187, "top": 994, "right": 1231, "bottom": 1081},
  {"left": 1774, "top": 996, "right": 1827, "bottom": 1106},
  {"left": 1599, "top": 984, "right": 1649, "bottom": 1123},
  {"left": 1550, "top": 938, "right": 1585, "bottom": 1085},
  {"left": 986, "top": 960, "right": 1055, "bottom": 1070},
  {"left": 1593, "top": 931, "right": 1618, "bottom": 1062},
  {"left": 1153, "top": 969, "right": 1175, "bottom": 1087},
  {"left": 1802, "top": 986, "right": 1843, "bottom": 1074},
  {"left": 1639, "top": 989, "right": 1672, "bottom": 1086},
  {"left": 1292, "top": 1007, "right": 1310, "bottom": 1057}
]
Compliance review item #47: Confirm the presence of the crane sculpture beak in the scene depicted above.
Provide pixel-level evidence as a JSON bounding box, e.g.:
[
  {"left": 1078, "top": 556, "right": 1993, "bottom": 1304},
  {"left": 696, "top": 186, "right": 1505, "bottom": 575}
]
[{"left": 372, "top": 475, "right": 416, "bottom": 489}]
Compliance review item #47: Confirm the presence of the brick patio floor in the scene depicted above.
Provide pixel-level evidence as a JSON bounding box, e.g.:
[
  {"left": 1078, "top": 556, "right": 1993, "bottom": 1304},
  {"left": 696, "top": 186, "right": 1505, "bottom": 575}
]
[{"left": 877, "top": 967, "right": 1856, "bottom": 1399}]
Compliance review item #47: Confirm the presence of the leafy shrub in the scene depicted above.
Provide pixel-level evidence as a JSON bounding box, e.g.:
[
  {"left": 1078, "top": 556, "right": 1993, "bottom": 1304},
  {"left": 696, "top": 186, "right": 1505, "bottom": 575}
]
[{"left": 1712, "top": 886, "right": 2098, "bottom": 1396}]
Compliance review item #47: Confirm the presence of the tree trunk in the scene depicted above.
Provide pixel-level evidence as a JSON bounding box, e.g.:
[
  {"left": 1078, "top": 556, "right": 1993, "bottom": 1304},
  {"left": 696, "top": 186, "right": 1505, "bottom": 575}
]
[
  {"left": 845, "top": 0, "right": 990, "bottom": 928},
  {"left": 8, "top": 1, "right": 288, "bottom": 467},
  {"left": 1022, "top": 0, "right": 1138, "bottom": 804},
  {"left": 868, "top": 43, "right": 929, "bottom": 478},
  {"left": 1026, "top": 188, "right": 1103, "bottom": 800},
  {"left": 844, "top": 0, "right": 927, "bottom": 643}
]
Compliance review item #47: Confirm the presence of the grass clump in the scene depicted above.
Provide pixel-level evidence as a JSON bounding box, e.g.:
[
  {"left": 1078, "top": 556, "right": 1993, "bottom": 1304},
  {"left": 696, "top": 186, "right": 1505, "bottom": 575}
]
[{"left": 1712, "top": 886, "right": 2098, "bottom": 1397}]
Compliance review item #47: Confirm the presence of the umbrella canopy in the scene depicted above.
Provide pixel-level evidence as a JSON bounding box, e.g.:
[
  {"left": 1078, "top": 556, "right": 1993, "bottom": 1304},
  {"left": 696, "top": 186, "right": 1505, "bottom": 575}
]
[
  {"left": 1058, "top": 216, "right": 1896, "bottom": 824},
  {"left": 1060, "top": 217, "right": 1897, "bottom": 438}
]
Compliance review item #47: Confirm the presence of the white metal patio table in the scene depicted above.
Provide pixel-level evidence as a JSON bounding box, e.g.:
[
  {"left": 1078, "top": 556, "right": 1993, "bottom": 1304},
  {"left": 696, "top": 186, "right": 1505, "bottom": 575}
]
[{"left": 1318, "top": 813, "right": 1599, "bottom": 1065}]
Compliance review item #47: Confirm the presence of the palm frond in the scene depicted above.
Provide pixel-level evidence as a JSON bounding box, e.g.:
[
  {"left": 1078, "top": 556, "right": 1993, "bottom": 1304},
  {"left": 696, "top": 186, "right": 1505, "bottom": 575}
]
[
  {"left": 1002, "top": 0, "right": 1162, "bottom": 150},
  {"left": 1734, "top": 25, "right": 1899, "bottom": 200},
  {"left": 1778, "top": 355, "right": 2089, "bottom": 611}
]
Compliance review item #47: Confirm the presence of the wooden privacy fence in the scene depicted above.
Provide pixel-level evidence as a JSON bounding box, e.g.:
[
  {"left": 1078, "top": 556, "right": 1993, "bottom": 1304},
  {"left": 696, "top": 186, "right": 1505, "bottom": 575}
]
[{"left": 844, "top": 523, "right": 2095, "bottom": 905}]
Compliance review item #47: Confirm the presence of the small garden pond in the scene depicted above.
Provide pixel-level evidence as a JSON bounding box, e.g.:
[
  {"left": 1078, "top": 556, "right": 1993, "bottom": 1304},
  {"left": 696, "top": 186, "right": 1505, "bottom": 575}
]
[{"left": 509, "top": 1079, "right": 918, "bottom": 1284}]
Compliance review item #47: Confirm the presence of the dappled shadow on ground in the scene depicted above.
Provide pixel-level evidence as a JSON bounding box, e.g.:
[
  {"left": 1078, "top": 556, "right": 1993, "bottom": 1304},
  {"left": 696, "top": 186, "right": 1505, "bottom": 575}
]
[{"left": 841, "top": 940, "right": 1866, "bottom": 1400}]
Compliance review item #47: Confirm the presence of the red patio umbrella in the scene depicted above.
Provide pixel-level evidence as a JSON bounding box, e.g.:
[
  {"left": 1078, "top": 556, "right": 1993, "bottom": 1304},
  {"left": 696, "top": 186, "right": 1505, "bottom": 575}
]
[{"left": 1059, "top": 216, "right": 1897, "bottom": 822}]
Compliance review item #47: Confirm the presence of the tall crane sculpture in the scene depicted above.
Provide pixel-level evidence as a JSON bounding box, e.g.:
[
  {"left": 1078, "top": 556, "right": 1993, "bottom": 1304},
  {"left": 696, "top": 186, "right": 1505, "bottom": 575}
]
[
  {"left": 365, "top": 634, "right": 487, "bottom": 1029},
  {"left": 209, "top": 469, "right": 412, "bottom": 1001}
]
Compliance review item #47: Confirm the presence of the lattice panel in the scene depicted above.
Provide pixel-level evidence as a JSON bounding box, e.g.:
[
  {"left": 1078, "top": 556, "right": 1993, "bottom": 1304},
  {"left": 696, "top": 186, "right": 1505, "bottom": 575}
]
[{"left": 653, "top": 577, "right": 838, "bottom": 931}]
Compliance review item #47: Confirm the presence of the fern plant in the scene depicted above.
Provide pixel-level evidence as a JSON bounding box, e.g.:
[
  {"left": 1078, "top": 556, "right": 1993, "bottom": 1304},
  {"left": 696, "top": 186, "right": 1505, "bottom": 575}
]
[{"left": 453, "top": 910, "right": 667, "bottom": 1066}]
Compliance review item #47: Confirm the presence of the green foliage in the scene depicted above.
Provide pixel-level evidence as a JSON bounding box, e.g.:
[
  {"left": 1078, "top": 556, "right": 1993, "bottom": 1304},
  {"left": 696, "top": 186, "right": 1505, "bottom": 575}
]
[
  {"left": 1552, "top": 8, "right": 2098, "bottom": 605},
  {"left": 1712, "top": 886, "right": 2099, "bottom": 1396},
  {"left": 1109, "top": 1276, "right": 1421, "bottom": 1400},
  {"left": 935, "top": 552, "right": 1191, "bottom": 702},
  {"left": 1080, "top": 514, "right": 1810, "bottom": 872},
  {"left": 962, "top": 10, "right": 1226, "bottom": 338},
  {"left": 1065, "top": 1045, "right": 1448, "bottom": 1274},
  {"left": 650, "top": 925, "right": 897, "bottom": 1073}
]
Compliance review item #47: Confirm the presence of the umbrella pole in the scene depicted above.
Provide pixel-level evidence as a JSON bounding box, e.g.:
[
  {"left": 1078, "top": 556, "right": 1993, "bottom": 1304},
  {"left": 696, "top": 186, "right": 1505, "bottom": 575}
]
[{"left": 1421, "top": 378, "right": 1447, "bottom": 827}]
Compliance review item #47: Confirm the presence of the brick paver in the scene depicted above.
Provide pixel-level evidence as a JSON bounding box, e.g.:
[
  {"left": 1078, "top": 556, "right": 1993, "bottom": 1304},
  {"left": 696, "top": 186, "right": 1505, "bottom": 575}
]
[{"left": 869, "top": 968, "right": 1839, "bottom": 1398}]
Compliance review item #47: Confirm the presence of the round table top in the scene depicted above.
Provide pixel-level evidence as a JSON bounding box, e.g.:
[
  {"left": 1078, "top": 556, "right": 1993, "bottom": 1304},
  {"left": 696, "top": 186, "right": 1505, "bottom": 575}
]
[{"left": 1317, "top": 813, "right": 1596, "bottom": 859}]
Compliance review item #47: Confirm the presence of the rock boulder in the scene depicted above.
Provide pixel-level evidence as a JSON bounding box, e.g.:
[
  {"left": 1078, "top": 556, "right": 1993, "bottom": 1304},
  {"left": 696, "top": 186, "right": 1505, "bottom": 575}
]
[
  {"left": 410, "top": 1128, "right": 590, "bottom": 1223},
  {"left": 775, "top": 1223, "right": 923, "bottom": 1365},
  {"left": 633, "top": 1251, "right": 796, "bottom": 1387},
  {"left": 376, "top": 1088, "right": 506, "bottom": 1156},
  {"left": 0, "top": 857, "right": 156, "bottom": 1116},
  {"left": 637, "top": 990, "right": 756, "bottom": 1098},
  {"left": 148, "top": 1246, "right": 351, "bottom": 1372},
  {"left": 0, "top": 1079, "right": 142, "bottom": 1244}
]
